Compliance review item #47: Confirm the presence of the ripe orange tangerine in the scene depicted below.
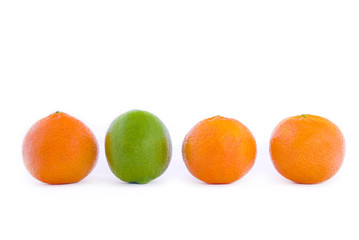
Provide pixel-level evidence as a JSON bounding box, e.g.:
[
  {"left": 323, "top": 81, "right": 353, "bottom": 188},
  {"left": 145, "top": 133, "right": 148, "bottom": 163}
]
[
  {"left": 270, "top": 114, "right": 345, "bottom": 184},
  {"left": 182, "top": 116, "right": 257, "bottom": 184},
  {"left": 22, "top": 112, "right": 98, "bottom": 184}
]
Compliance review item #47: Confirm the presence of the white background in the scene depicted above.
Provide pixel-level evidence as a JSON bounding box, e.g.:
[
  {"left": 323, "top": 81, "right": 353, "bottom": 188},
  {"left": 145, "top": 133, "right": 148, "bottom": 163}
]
[{"left": 1, "top": 1, "right": 358, "bottom": 239}]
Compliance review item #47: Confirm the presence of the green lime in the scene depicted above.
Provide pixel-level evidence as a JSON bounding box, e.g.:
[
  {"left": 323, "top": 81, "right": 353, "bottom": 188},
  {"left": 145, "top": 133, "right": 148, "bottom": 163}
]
[{"left": 105, "top": 110, "right": 172, "bottom": 184}]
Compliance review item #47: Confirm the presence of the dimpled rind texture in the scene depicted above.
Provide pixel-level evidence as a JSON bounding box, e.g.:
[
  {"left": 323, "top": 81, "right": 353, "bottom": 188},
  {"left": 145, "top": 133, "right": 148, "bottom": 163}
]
[
  {"left": 105, "top": 110, "right": 172, "bottom": 184},
  {"left": 270, "top": 114, "right": 345, "bottom": 184},
  {"left": 182, "top": 116, "right": 257, "bottom": 184},
  {"left": 22, "top": 112, "right": 99, "bottom": 184}
]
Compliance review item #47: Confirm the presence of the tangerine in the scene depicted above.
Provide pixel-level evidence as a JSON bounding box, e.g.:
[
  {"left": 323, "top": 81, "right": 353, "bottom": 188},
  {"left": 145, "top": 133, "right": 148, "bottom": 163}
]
[
  {"left": 270, "top": 114, "right": 345, "bottom": 184},
  {"left": 22, "top": 112, "right": 98, "bottom": 184},
  {"left": 182, "top": 116, "right": 256, "bottom": 184}
]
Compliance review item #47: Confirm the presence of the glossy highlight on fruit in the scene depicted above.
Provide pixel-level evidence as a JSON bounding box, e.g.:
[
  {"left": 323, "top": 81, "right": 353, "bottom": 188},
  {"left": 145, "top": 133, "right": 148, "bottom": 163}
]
[
  {"left": 105, "top": 110, "right": 172, "bottom": 184},
  {"left": 182, "top": 116, "right": 257, "bottom": 184},
  {"left": 22, "top": 112, "right": 98, "bottom": 184},
  {"left": 270, "top": 114, "right": 345, "bottom": 184}
]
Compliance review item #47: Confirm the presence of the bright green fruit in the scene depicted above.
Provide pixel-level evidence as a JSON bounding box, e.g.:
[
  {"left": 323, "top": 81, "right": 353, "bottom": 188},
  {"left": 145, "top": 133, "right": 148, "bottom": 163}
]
[{"left": 105, "top": 110, "right": 172, "bottom": 184}]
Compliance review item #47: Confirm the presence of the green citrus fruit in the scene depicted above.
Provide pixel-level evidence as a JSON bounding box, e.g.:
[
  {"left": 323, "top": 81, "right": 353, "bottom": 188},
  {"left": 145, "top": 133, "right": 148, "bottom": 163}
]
[{"left": 105, "top": 110, "right": 172, "bottom": 184}]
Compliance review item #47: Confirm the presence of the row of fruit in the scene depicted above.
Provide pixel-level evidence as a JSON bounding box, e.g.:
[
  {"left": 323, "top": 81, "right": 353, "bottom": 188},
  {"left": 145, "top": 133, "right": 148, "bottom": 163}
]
[{"left": 22, "top": 110, "right": 345, "bottom": 185}]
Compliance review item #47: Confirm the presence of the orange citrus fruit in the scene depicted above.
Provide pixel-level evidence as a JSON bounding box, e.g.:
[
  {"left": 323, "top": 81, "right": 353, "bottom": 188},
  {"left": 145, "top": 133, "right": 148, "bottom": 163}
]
[
  {"left": 22, "top": 112, "right": 98, "bottom": 184},
  {"left": 182, "top": 116, "right": 257, "bottom": 184},
  {"left": 270, "top": 114, "right": 345, "bottom": 184}
]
